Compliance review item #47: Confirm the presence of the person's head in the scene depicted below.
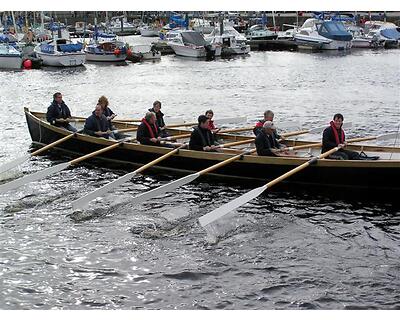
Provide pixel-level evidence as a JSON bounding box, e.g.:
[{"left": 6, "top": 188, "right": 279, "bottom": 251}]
[
  {"left": 98, "top": 96, "right": 109, "bottom": 110},
  {"left": 198, "top": 115, "right": 209, "bottom": 129},
  {"left": 263, "top": 120, "right": 276, "bottom": 135},
  {"left": 53, "top": 92, "right": 62, "bottom": 104},
  {"left": 94, "top": 104, "right": 103, "bottom": 117},
  {"left": 153, "top": 100, "right": 161, "bottom": 113},
  {"left": 205, "top": 109, "right": 214, "bottom": 120},
  {"left": 264, "top": 110, "right": 274, "bottom": 121},
  {"left": 333, "top": 113, "right": 344, "bottom": 130},
  {"left": 145, "top": 111, "right": 156, "bottom": 124}
]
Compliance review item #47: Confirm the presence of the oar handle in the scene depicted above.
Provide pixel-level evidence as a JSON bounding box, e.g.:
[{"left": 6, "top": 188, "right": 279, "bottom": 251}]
[
  {"left": 134, "top": 144, "right": 187, "bottom": 174},
  {"left": 69, "top": 142, "right": 123, "bottom": 166},
  {"left": 265, "top": 147, "right": 340, "bottom": 189},
  {"left": 198, "top": 148, "right": 257, "bottom": 175},
  {"left": 31, "top": 133, "right": 75, "bottom": 156}
]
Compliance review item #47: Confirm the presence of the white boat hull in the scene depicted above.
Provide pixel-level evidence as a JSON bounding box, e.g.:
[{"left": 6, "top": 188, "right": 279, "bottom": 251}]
[
  {"left": 169, "top": 43, "right": 206, "bottom": 57},
  {"left": 351, "top": 39, "right": 373, "bottom": 48},
  {"left": 0, "top": 55, "right": 22, "bottom": 69},
  {"left": 85, "top": 51, "right": 127, "bottom": 62},
  {"left": 140, "top": 29, "right": 159, "bottom": 37},
  {"left": 295, "top": 34, "right": 351, "bottom": 50},
  {"left": 34, "top": 50, "right": 85, "bottom": 67}
]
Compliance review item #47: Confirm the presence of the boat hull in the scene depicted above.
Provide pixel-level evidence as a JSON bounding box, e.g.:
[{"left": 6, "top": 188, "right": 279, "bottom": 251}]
[
  {"left": 23, "top": 109, "right": 400, "bottom": 200},
  {"left": 34, "top": 50, "right": 85, "bottom": 67},
  {"left": 0, "top": 55, "right": 22, "bottom": 69},
  {"left": 169, "top": 43, "right": 206, "bottom": 57},
  {"left": 85, "top": 51, "right": 127, "bottom": 62}
]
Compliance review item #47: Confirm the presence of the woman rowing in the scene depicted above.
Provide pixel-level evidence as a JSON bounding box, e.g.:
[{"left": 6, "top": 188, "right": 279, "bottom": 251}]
[
  {"left": 148, "top": 100, "right": 168, "bottom": 137},
  {"left": 97, "top": 95, "right": 125, "bottom": 140}
]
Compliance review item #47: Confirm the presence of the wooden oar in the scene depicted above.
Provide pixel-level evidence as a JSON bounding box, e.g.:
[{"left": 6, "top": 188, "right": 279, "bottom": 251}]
[
  {"left": 71, "top": 144, "right": 188, "bottom": 209},
  {"left": 198, "top": 146, "right": 342, "bottom": 228},
  {"left": 0, "top": 133, "right": 75, "bottom": 174},
  {"left": 0, "top": 139, "right": 132, "bottom": 194}
]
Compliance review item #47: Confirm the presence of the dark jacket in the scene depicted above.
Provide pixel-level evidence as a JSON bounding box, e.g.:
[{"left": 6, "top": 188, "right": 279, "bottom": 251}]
[
  {"left": 189, "top": 126, "right": 215, "bottom": 151},
  {"left": 148, "top": 108, "right": 166, "bottom": 129},
  {"left": 103, "top": 106, "right": 115, "bottom": 128},
  {"left": 322, "top": 125, "right": 345, "bottom": 153},
  {"left": 46, "top": 100, "right": 72, "bottom": 127},
  {"left": 136, "top": 120, "right": 160, "bottom": 146},
  {"left": 255, "top": 130, "right": 280, "bottom": 156},
  {"left": 253, "top": 120, "right": 281, "bottom": 139},
  {"left": 84, "top": 113, "right": 111, "bottom": 139}
]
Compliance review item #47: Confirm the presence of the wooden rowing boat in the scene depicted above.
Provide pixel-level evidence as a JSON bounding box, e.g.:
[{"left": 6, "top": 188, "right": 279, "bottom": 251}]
[{"left": 24, "top": 108, "right": 400, "bottom": 200}]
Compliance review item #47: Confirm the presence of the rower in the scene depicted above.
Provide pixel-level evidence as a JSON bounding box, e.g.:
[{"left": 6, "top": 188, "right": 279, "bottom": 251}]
[
  {"left": 83, "top": 104, "right": 113, "bottom": 139},
  {"left": 97, "top": 95, "right": 125, "bottom": 140},
  {"left": 205, "top": 109, "right": 221, "bottom": 135},
  {"left": 137, "top": 112, "right": 164, "bottom": 146},
  {"left": 253, "top": 110, "right": 281, "bottom": 139},
  {"left": 255, "top": 121, "right": 287, "bottom": 156},
  {"left": 322, "top": 114, "right": 359, "bottom": 160},
  {"left": 46, "top": 92, "right": 77, "bottom": 132},
  {"left": 149, "top": 100, "right": 168, "bottom": 137},
  {"left": 189, "top": 115, "right": 220, "bottom": 152}
]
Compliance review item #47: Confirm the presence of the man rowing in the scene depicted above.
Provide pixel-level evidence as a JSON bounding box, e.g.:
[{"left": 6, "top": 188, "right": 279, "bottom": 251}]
[
  {"left": 137, "top": 112, "right": 164, "bottom": 146},
  {"left": 255, "top": 121, "right": 287, "bottom": 156},
  {"left": 149, "top": 100, "right": 168, "bottom": 137},
  {"left": 322, "top": 113, "right": 359, "bottom": 160},
  {"left": 46, "top": 92, "right": 77, "bottom": 132},
  {"left": 83, "top": 104, "right": 113, "bottom": 139},
  {"left": 189, "top": 115, "right": 220, "bottom": 152},
  {"left": 253, "top": 110, "right": 281, "bottom": 139}
]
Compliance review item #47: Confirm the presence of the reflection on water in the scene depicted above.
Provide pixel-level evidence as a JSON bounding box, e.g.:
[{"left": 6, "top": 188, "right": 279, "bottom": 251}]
[{"left": 0, "top": 36, "right": 399, "bottom": 309}]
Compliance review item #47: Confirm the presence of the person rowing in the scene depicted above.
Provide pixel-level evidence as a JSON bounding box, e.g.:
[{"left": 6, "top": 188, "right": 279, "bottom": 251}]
[
  {"left": 253, "top": 110, "right": 281, "bottom": 139},
  {"left": 189, "top": 115, "right": 220, "bottom": 152},
  {"left": 148, "top": 100, "right": 168, "bottom": 137},
  {"left": 97, "top": 95, "right": 126, "bottom": 139},
  {"left": 205, "top": 109, "right": 221, "bottom": 135},
  {"left": 322, "top": 113, "right": 360, "bottom": 160},
  {"left": 83, "top": 104, "right": 114, "bottom": 139},
  {"left": 255, "top": 121, "right": 288, "bottom": 156},
  {"left": 46, "top": 92, "right": 77, "bottom": 132}
]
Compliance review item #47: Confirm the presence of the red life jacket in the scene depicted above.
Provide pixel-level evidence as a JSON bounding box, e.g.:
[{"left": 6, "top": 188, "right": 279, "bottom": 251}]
[
  {"left": 208, "top": 119, "right": 216, "bottom": 130},
  {"left": 142, "top": 118, "right": 158, "bottom": 138},
  {"left": 330, "top": 121, "right": 345, "bottom": 145},
  {"left": 255, "top": 119, "right": 265, "bottom": 128}
]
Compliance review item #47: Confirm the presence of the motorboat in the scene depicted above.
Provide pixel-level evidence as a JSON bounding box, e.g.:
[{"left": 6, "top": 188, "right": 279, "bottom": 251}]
[
  {"left": 34, "top": 38, "right": 85, "bottom": 67},
  {"left": 206, "top": 24, "right": 250, "bottom": 56},
  {"left": 347, "top": 25, "right": 383, "bottom": 48},
  {"left": 168, "top": 30, "right": 217, "bottom": 59},
  {"left": 190, "top": 18, "right": 215, "bottom": 34},
  {"left": 84, "top": 33, "right": 128, "bottom": 62},
  {"left": 0, "top": 40, "right": 22, "bottom": 69},
  {"left": 139, "top": 24, "right": 161, "bottom": 37},
  {"left": 364, "top": 21, "right": 400, "bottom": 48},
  {"left": 245, "top": 24, "right": 278, "bottom": 40},
  {"left": 294, "top": 18, "right": 352, "bottom": 50},
  {"left": 109, "top": 16, "right": 137, "bottom": 35}
]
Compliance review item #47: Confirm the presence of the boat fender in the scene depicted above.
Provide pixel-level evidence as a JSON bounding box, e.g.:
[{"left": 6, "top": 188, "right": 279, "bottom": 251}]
[
  {"left": 114, "top": 48, "right": 121, "bottom": 56},
  {"left": 308, "top": 157, "right": 319, "bottom": 165}
]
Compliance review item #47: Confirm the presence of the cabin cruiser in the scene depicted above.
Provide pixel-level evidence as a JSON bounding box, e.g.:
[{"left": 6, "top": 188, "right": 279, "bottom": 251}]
[
  {"left": 364, "top": 21, "right": 400, "bottom": 48},
  {"left": 84, "top": 32, "right": 128, "bottom": 62},
  {"left": 294, "top": 18, "right": 352, "bottom": 50},
  {"left": 206, "top": 24, "right": 250, "bottom": 56},
  {"left": 245, "top": 24, "right": 278, "bottom": 40},
  {"left": 347, "top": 25, "right": 383, "bottom": 48},
  {"left": 168, "top": 30, "right": 217, "bottom": 59},
  {"left": 34, "top": 38, "right": 85, "bottom": 67}
]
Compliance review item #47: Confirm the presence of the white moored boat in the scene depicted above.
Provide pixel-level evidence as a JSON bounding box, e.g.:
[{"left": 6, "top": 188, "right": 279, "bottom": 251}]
[
  {"left": 168, "top": 30, "right": 217, "bottom": 58},
  {"left": 84, "top": 32, "right": 128, "bottom": 62},
  {"left": 34, "top": 38, "right": 85, "bottom": 67},
  {"left": 139, "top": 25, "right": 161, "bottom": 37},
  {"left": 206, "top": 24, "right": 250, "bottom": 56},
  {"left": 0, "top": 42, "right": 22, "bottom": 69},
  {"left": 294, "top": 18, "right": 353, "bottom": 50}
]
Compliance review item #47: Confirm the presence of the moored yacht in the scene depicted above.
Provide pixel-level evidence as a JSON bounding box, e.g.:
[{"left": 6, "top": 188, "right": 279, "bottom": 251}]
[{"left": 168, "top": 30, "right": 217, "bottom": 59}]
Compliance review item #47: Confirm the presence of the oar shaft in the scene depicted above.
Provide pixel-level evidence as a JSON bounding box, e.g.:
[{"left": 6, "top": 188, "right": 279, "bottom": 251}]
[
  {"left": 219, "top": 139, "right": 254, "bottom": 148},
  {"left": 69, "top": 142, "right": 122, "bottom": 166},
  {"left": 31, "top": 133, "right": 75, "bottom": 156}
]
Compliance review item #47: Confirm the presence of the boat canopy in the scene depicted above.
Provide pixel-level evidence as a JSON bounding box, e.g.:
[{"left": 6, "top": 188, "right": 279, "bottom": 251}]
[
  {"left": 40, "top": 43, "right": 54, "bottom": 54},
  {"left": 380, "top": 28, "right": 400, "bottom": 40},
  {"left": 317, "top": 21, "right": 352, "bottom": 41},
  {"left": 59, "top": 43, "right": 83, "bottom": 53},
  {"left": 181, "top": 31, "right": 207, "bottom": 46}
]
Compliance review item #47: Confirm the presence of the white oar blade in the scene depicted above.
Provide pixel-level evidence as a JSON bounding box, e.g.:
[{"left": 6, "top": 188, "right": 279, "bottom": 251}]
[
  {"left": 0, "top": 162, "right": 70, "bottom": 194},
  {"left": 308, "top": 125, "right": 328, "bottom": 134},
  {"left": 71, "top": 171, "right": 138, "bottom": 209},
  {"left": 131, "top": 173, "right": 200, "bottom": 205},
  {"left": 215, "top": 116, "right": 247, "bottom": 124},
  {"left": 198, "top": 185, "right": 268, "bottom": 227},
  {"left": 377, "top": 132, "right": 399, "bottom": 141},
  {"left": 277, "top": 121, "right": 301, "bottom": 130},
  {"left": 0, "top": 154, "right": 30, "bottom": 174},
  {"left": 165, "top": 117, "right": 184, "bottom": 124}
]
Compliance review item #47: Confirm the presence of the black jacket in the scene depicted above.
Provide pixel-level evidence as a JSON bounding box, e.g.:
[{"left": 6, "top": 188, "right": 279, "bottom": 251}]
[
  {"left": 84, "top": 113, "right": 111, "bottom": 139},
  {"left": 46, "top": 100, "right": 72, "bottom": 127},
  {"left": 189, "top": 126, "right": 215, "bottom": 151},
  {"left": 253, "top": 120, "right": 281, "bottom": 139},
  {"left": 136, "top": 120, "right": 160, "bottom": 146},
  {"left": 255, "top": 130, "right": 280, "bottom": 156},
  {"left": 103, "top": 106, "right": 115, "bottom": 128},
  {"left": 148, "top": 108, "right": 166, "bottom": 129},
  {"left": 322, "top": 125, "right": 345, "bottom": 153}
]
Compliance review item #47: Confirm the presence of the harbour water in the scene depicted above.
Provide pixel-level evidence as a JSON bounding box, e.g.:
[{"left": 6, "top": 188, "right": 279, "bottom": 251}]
[{"left": 0, "top": 36, "right": 399, "bottom": 309}]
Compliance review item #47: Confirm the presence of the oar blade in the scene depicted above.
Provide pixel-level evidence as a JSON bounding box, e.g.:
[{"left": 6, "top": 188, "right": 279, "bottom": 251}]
[
  {"left": 215, "top": 116, "right": 247, "bottom": 124},
  {"left": 376, "top": 132, "right": 399, "bottom": 141},
  {"left": 130, "top": 173, "right": 201, "bottom": 206},
  {"left": 198, "top": 185, "right": 268, "bottom": 227},
  {"left": 308, "top": 125, "right": 328, "bottom": 134},
  {"left": 0, "top": 162, "right": 70, "bottom": 194},
  {"left": 0, "top": 154, "right": 30, "bottom": 174},
  {"left": 277, "top": 120, "right": 301, "bottom": 131},
  {"left": 71, "top": 171, "right": 138, "bottom": 209}
]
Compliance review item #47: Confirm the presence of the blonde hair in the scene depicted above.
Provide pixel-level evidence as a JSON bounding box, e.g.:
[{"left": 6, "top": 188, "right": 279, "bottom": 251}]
[{"left": 98, "top": 96, "right": 109, "bottom": 108}]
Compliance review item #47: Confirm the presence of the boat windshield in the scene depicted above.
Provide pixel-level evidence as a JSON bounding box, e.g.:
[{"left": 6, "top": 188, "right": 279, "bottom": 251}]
[
  {"left": 181, "top": 32, "right": 207, "bottom": 46},
  {"left": 324, "top": 21, "right": 347, "bottom": 32}
]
